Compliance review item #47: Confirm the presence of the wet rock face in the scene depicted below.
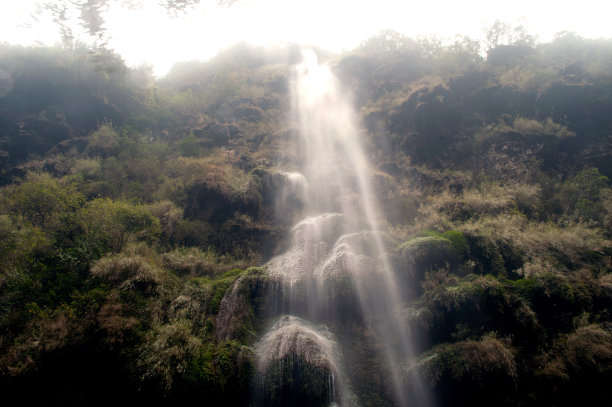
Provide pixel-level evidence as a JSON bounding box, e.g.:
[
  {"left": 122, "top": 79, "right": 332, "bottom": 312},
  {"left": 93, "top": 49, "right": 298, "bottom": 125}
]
[
  {"left": 267, "top": 213, "right": 344, "bottom": 285},
  {"left": 261, "top": 171, "right": 309, "bottom": 225},
  {"left": 184, "top": 183, "right": 236, "bottom": 222},
  {"left": 255, "top": 316, "right": 345, "bottom": 407},
  {"left": 215, "top": 269, "right": 269, "bottom": 343},
  {"left": 257, "top": 354, "right": 334, "bottom": 407},
  {"left": 255, "top": 96, "right": 280, "bottom": 110}
]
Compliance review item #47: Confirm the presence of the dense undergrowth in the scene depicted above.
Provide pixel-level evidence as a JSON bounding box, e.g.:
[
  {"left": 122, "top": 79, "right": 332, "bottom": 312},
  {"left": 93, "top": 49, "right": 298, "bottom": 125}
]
[{"left": 1, "top": 31, "right": 611, "bottom": 406}]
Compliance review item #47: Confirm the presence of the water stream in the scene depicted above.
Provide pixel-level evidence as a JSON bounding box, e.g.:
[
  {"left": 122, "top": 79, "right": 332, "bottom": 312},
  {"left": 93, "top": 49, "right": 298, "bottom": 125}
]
[{"left": 255, "top": 50, "right": 427, "bottom": 406}]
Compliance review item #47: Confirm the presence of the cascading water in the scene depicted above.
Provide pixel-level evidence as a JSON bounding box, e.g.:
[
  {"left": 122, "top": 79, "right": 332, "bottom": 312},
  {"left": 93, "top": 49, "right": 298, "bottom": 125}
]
[{"left": 255, "top": 50, "right": 429, "bottom": 406}]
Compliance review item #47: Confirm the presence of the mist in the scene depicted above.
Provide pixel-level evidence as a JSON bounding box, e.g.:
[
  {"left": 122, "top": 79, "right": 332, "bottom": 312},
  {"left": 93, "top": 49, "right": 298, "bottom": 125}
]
[{"left": 2, "top": 0, "right": 611, "bottom": 75}]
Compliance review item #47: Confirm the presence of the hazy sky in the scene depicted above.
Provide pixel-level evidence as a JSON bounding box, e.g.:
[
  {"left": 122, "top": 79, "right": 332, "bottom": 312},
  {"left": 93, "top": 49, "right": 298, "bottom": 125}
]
[{"left": 1, "top": 0, "right": 610, "bottom": 75}]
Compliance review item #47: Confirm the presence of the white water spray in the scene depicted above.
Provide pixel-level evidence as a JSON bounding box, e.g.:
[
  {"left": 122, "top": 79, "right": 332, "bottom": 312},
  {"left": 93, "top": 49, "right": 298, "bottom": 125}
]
[{"left": 257, "top": 50, "right": 428, "bottom": 406}]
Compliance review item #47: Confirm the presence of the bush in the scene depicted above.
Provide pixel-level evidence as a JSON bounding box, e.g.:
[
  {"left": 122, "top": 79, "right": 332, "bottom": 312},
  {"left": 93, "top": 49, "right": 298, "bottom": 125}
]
[
  {"left": 177, "top": 340, "right": 253, "bottom": 404},
  {"left": 4, "top": 172, "right": 84, "bottom": 231},
  {"left": 86, "top": 123, "right": 118, "bottom": 157},
  {"left": 556, "top": 168, "right": 610, "bottom": 223},
  {"left": 162, "top": 247, "right": 219, "bottom": 277},
  {"left": 535, "top": 322, "right": 612, "bottom": 405},
  {"left": 420, "top": 335, "right": 517, "bottom": 406},
  {"left": 91, "top": 254, "right": 164, "bottom": 295},
  {"left": 178, "top": 134, "right": 203, "bottom": 157},
  {"left": 137, "top": 320, "right": 202, "bottom": 392},
  {"left": 77, "top": 198, "right": 161, "bottom": 254}
]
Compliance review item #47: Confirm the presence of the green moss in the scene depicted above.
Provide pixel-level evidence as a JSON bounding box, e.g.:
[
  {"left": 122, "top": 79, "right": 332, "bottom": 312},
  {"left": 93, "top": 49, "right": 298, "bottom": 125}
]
[
  {"left": 510, "top": 278, "right": 540, "bottom": 300},
  {"left": 186, "top": 276, "right": 213, "bottom": 288},
  {"left": 399, "top": 236, "right": 452, "bottom": 257},
  {"left": 219, "top": 268, "right": 244, "bottom": 279},
  {"left": 463, "top": 233, "right": 507, "bottom": 276},
  {"left": 209, "top": 280, "right": 235, "bottom": 314},
  {"left": 397, "top": 230, "right": 468, "bottom": 280},
  {"left": 220, "top": 266, "right": 270, "bottom": 342},
  {"left": 202, "top": 267, "right": 252, "bottom": 315},
  {"left": 442, "top": 230, "right": 469, "bottom": 260},
  {"left": 416, "top": 274, "right": 540, "bottom": 344},
  {"left": 243, "top": 266, "right": 267, "bottom": 277}
]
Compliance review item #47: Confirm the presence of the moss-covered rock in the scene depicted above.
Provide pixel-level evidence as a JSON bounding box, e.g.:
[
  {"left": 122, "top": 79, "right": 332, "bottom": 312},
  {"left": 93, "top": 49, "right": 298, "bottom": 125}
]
[
  {"left": 395, "top": 230, "right": 469, "bottom": 296},
  {"left": 412, "top": 274, "right": 539, "bottom": 346},
  {"left": 255, "top": 316, "right": 351, "bottom": 407},
  {"left": 417, "top": 335, "right": 517, "bottom": 406},
  {"left": 215, "top": 267, "right": 269, "bottom": 343},
  {"left": 257, "top": 353, "right": 335, "bottom": 407},
  {"left": 462, "top": 232, "right": 507, "bottom": 276}
]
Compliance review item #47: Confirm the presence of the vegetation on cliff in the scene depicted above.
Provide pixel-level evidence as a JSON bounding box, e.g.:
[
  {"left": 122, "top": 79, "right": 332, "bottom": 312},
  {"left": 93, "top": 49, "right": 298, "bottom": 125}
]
[{"left": 0, "top": 30, "right": 611, "bottom": 405}]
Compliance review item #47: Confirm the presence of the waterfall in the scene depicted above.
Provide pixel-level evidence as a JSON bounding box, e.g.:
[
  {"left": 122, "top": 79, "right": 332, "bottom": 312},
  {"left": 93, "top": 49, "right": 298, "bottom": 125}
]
[{"left": 255, "top": 50, "right": 429, "bottom": 406}]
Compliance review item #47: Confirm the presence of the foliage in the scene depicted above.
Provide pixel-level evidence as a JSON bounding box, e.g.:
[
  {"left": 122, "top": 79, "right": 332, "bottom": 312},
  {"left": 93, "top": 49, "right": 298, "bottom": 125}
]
[
  {"left": 484, "top": 19, "right": 537, "bottom": 49},
  {"left": 420, "top": 335, "right": 518, "bottom": 406},
  {"left": 177, "top": 340, "right": 253, "bottom": 404},
  {"left": 4, "top": 172, "right": 84, "bottom": 230},
  {"left": 1, "top": 33, "right": 612, "bottom": 406},
  {"left": 137, "top": 320, "right": 203, "bottom": 391},
  {"left": 396, "top": 230, "right": 469, "bottom": 292},
  {"left": 86, "top": 122, "right": 119, "bottom": 157},
  {"left": 555, "top": 168, "right": 611, "bottom": 223},
  {"left": 76, "top": 198, "right": 161, "bottom": 253}
]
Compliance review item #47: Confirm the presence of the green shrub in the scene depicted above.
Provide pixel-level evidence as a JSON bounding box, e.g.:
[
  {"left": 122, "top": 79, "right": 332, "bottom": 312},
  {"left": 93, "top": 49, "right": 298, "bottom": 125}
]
[
  {"left": 76, "top": 198, "right": 161, "bottom": 254},
  {"left": 441, "top": 230, "right": 469, "bottom": 260},
  {"left": 162, "top": 247, "right": 219, "bottom": 276},
  {"left": 5, "top": 173, "right": 84, "bottom": 231},
  {"left": 556, "top": 168, "right": 610, "bottom": 223},
  {"left": 178, "top": 134, "right": 203, "bottom": 157},
  {"left": 91, "top": 254, "right": 164, "bottom": 295},
  {"left": 86, "top": 123, "right": 119, "bottom": 157},
  {"left": 137, "top": 320, "right": 203, "bottom": 391},
  {"left": 462, "top": 232, "right": 507, "bottom": 276}
]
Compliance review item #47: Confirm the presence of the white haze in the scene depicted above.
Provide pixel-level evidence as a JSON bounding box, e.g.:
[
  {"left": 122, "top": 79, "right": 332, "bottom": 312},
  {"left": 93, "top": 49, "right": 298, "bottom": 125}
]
[{"left": 1, "top": 0, "right": 611, "bottom": 75}]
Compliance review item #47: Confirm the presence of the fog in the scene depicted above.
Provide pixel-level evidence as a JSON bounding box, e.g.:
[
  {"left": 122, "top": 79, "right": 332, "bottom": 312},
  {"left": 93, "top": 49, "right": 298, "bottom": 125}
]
[{"left": 1, "top": 0, "right": 611, "bottom": 75}]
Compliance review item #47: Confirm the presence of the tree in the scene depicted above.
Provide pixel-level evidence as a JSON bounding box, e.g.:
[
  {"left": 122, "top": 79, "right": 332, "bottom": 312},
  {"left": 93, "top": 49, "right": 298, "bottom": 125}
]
[
  {"left": 484, "top": 20, "right": 537, "bottom": 50},
  {"left": 34, "top": 0, "right": 239, "bottom": 47}
]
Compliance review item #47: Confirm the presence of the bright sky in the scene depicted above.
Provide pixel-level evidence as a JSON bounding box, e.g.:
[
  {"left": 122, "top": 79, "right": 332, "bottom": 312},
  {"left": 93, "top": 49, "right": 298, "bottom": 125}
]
[{"left": 1, "top": 0, "right": 610, "bottom": 76}]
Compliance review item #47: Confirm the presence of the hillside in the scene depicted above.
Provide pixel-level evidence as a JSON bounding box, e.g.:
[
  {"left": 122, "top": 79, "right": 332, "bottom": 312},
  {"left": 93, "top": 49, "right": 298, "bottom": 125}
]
[{"left": 0, "top": 33, "right": 611, "bottom": 406}]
